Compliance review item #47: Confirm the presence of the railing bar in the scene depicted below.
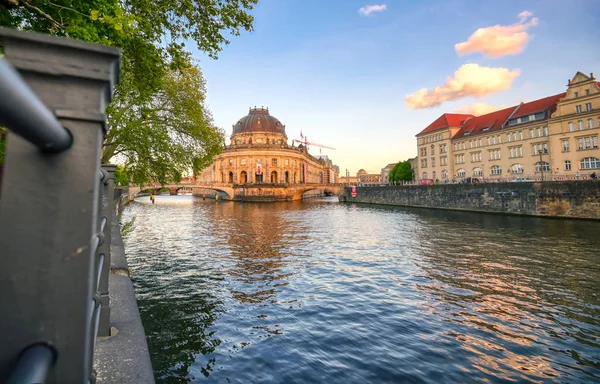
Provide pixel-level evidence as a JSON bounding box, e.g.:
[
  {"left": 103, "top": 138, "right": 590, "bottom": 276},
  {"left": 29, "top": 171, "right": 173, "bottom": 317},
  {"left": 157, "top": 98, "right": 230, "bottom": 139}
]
[
  {"left": 0, "top": 59, "right": 72, "bottom": 153},
  {"left": 6, "top": 344, "right": 56, "bottom": 384}
]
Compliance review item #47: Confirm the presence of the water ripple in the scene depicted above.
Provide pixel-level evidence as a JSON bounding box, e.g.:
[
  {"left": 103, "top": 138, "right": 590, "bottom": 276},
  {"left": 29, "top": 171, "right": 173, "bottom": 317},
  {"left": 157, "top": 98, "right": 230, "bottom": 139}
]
[{"left": 123, "top": 196, "right": 600, "bottom": 383}]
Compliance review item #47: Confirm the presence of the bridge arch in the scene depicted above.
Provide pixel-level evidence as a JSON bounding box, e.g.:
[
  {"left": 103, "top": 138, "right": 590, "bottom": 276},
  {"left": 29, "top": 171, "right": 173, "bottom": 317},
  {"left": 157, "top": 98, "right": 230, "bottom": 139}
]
[{"left": 291, "top": 186, "right": 343, "bottom": 201}]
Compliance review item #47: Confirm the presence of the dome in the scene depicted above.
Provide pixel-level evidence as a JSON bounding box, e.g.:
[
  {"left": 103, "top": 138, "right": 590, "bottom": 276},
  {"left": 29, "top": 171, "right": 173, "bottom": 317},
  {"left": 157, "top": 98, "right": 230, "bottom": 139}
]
[{"left": 232, "top": 107, "right": 286, "bottom": 135}]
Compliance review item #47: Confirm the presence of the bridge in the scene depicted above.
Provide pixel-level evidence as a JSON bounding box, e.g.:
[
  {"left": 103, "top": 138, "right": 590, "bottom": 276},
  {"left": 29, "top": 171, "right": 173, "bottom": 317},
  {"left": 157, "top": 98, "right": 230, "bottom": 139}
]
[{"left": 128, "top": 182, "right": 346, "bottom": 202}]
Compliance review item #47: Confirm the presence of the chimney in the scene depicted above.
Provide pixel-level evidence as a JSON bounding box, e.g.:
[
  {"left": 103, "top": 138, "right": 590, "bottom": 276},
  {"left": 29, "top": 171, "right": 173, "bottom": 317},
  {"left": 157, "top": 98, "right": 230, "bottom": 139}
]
[
  {"left": 568, "top": 79, "right": 571, "bottom": 85},
  {"left": 591, "top": 72, "right": 595, "bottom": 79}
]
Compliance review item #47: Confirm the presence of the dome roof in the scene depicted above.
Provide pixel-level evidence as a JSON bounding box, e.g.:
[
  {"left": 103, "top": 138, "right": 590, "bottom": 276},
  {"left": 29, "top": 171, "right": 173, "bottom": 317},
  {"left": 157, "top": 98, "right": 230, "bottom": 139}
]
[{"left": 232, "top": 107, "right": 286, "bottom": 135}]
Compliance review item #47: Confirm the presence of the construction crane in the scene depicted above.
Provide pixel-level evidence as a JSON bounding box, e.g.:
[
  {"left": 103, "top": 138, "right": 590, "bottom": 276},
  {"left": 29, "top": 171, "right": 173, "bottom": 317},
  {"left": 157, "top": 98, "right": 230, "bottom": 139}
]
[{"left": 294, "top": 135, "right": 336, "bottom": 152}]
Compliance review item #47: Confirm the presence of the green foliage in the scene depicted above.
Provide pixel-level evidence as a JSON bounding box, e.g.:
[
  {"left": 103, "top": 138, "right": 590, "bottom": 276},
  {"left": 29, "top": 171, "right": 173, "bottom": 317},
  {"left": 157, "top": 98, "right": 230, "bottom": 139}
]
[
  {"left": 0, "top": 0, "right": 256, "bottom": 182},
  {"left": 103, "top": 63, "right": 225, "bottom": 185},
  {"left": 389, "top": 161, "right": 414, "bottom": 183},
  {"left": 114, "top": 164, "right": 129, "bottom": 186},
  {"left": 0, "top": 128, "right": 6, "bottom": 166}
]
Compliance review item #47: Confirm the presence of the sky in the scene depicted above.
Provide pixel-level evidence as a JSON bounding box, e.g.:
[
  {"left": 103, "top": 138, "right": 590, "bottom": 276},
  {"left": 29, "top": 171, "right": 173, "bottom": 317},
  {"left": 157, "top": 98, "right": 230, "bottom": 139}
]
[{"left": 189, "top": 0, "right": 600, "bottom": 174}]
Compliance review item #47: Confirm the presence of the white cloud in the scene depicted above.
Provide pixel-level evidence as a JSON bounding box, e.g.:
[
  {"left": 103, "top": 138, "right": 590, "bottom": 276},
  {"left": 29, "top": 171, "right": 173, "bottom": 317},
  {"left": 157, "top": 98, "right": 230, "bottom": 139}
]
[
  {"left": 455, "top": 11, "right": 538, "bottom": 58},
  {"left": 405, "top": 64, "right": 520, "bottom": 109},
  {"left": 359, "top": 4, "right": 387, "bottom": 16},
  {"left": 455, "top": 102, "right": 507, "bottom": 116}
]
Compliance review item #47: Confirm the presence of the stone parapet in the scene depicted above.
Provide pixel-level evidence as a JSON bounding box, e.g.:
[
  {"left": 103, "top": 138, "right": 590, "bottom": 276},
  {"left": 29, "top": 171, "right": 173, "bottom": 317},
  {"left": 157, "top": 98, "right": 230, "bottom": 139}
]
[{"left": 343, "top": 181, "right": 600, "bottom": 220}]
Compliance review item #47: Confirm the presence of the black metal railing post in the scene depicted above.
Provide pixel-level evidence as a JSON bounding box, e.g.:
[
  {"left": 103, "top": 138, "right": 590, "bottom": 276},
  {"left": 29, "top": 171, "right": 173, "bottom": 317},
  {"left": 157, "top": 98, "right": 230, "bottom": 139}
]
[
  {"left": 97, "top": 164, "right": 117, "bottom": 337},
  {"left": 0, "top": 28, "right": 120, "bottom": 383}
]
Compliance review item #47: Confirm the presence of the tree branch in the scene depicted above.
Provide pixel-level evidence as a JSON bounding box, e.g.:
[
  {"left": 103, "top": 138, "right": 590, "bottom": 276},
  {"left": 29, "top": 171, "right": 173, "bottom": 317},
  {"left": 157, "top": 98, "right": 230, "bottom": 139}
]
[{"left": 22, "top": 1, "right": 64, "bottom": 29}]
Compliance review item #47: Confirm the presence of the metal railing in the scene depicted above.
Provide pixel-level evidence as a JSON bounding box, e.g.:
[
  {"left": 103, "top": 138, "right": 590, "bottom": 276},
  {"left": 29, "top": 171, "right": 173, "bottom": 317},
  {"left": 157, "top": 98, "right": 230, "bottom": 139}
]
[{"left": 0, "top": 28, "right": 120, "bottom": 383}]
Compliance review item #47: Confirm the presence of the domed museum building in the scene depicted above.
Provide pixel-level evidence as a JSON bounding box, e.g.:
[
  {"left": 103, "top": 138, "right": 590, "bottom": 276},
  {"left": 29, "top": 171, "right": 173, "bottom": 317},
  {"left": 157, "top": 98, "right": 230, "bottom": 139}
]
[{"left": 197, "top": 107, "right": 338, "bottom": 185}]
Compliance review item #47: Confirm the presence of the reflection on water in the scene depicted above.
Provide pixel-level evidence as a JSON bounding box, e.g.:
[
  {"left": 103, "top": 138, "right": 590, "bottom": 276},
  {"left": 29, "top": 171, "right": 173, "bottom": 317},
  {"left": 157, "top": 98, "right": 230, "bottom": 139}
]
[{"left": 123, "top": 196, "right": 600, "bottom": 383}]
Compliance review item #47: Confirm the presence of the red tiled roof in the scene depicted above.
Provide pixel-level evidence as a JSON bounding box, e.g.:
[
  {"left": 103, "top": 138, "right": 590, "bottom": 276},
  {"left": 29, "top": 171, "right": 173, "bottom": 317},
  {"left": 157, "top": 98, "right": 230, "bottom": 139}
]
[
  {"left": 511, "top": 93, "right": 566, "bottom": 119},
  {"left": 452, "top": 92, "right": 567, "bottom": 139},
  {"left": 453, "top": 106, "right": 518, "bottom": 139},
  {"left": 416, "top": 113, "right": 473, "bottom": 136}
]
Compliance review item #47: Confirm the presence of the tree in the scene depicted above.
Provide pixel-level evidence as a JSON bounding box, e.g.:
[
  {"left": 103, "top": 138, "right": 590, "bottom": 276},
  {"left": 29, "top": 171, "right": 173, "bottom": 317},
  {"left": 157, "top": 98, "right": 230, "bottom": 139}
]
[
  {"left": 104, "top": 62, "right": 225, "bottom": 185},
  {"left": 0, "top": 0, "right": 257, "bottom": 178},
  {"left": 389, "top": 161, "right": 413, "bottom": 183}
]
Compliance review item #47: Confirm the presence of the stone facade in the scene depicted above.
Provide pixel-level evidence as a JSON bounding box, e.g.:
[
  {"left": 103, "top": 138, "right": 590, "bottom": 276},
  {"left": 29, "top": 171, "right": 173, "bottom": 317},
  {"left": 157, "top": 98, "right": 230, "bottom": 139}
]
[
  {"left": 198, "top": 107, "right": 339, "bottom": 185},
  {"left": 416, "top": 71, "right": 600, "bottom": 183},
  {"left": 342, "top": 181, "right": 600, "bottom": 219}
]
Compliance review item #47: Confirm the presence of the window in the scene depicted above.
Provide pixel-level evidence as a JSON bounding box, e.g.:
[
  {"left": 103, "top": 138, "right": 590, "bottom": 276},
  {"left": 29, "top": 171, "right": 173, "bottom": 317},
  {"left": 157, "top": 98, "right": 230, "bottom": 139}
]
[
  {"left": 565, "top": 160, "right": 571, "bottom": 171},
  {"left": 487, "top": 137, "right": 491, "bottom": 145},
  {"left": 511, "top": 164, "right": 524, "bottom": 174},
  {"left": 578, "top": 120, "right": 584, "bottom": 130},
  {"left": 241, "top": 159, "right": 247, "bottom": 165},
  {"left": 455, "top": 154, "right": 465, "bottom": 164},
  {"left": 229, "top": 159, "right": 233, "bottom": 165},
  {"left": 422, "top": 172, "right": 428, "bottom": 179},
  {"left": 519, "top": 131, "right": 523, "bottom": 140},
  {"left": 473, "top": 168, "right": 483, "bottom": 176},
  {"left": 421, "top": 159, "right": 428, "bottom": 168},
  {"left": 580, "top": 157, "right": 600, "bottom": 169},
  {"left": 470, "top": 140, "right": 473, "bottom": 148},
  {"left": 432, "top": 171, "right": 437, "bottom": 179},
  {"left": 575, "top": 91, "right": 579, "bottom": 98},
  {"left": 530, "top": 128, "right": 535, "bottom": 138},
  {"left": 491, "top": 165, "right": 502, "bottom": 175},
  {"left": 441, "top": 156, "right": 448, "bottom": 166},
  {"left": 535, "top": 162, "right": 550, "bottom": 172},
  {"left": 586, "top": 103, "right": 592, "bottom": 112},
  {"left": 588, "top": 119, "right": 594, "bottom": 129},
  {"left": 488, "top": 149, "right": 501, "bottom": 160},
  {"left": 563, "top": 140, "right": 570, "bottom": 152},
  {"left": 457, "top": 169, "right": 466, "bottom": 177},
  {"left": 492, "top": 136, "right": 497, "bottom": 145},
  {"left": 513, "top": 132, "right": 517, "bottom": 141},
  {"left": 532, "top": 143, "right": 548, "bottom": 155},
  {"left": 586, "top": 89, "right": 590, "bottom": 96},
  {"left": 285, "top": 159, "right": 289, "bottom": 165},
  {"left": 431, "top": 158, "right": 436, "bottom": 167},
  {"left": 576, "top": 105, "right": 582, "bottom": 113},
  {"left": 479, "top": 139, "right": 483, "bottom": 147},
  {"left": 442, "top": 170, "right": 448, "bottom": 179},
  {"left": 537, "top": 127, "right": 541, "bottom": 137},
  {"left": 578, "top": 136, "right": 599, "bottom": 150},
  {"left": 471, "top": 152, "right": 482, "bottom": 162},
  {"left": 568, "top": 122, "right": 574, "bottom": 132},
  {"left": 272, "top": 158, "right": 278, "bottom": 166},
  {"left": 543, "top": 126, "right": 548, "bottom": 136},
  {"left": 498, "top": 135, "right": 502, "bottom": 144},
  {"left": 507, "top": 133, "right": 511, "bottom": 142},
  {"left": 431, "top": 145, "right": 435, "bottom": 155}
]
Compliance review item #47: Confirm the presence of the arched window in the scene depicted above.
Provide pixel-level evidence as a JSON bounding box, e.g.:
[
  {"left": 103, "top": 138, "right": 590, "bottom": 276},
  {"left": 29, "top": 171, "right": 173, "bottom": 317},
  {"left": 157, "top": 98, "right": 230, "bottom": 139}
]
[
  {"left": 535, "top": 161, "right": 550, "bottom": 172},
  {"left": 228, "top": 171, "right": 234, "bottom": 183},
  {"left": 422, "top": 172, "right": 428, "bottom": 179},
  {"left": 473, "top": 167, "right": 483, "bottom": 176},
  {"left": 271, "top": 171, "right": 278, "bottom": 183},
  {"left": 511, "top": 164, "right": 524, "bottom": 174},
  {"left": 457, "top": 169, "right": 466, "bottom": 177},
  {"left": 588, "top": 119, "right": 594, "bottom": 129},
  {"left": 578, "top": 120, "right": 584, "bottom": 130},
  {"left": 568, "top": 122, "right": 574, "bottom": 132},
  {"left": 240, "top": 171, "right": 248, "bottom": 184},
  {"left": 441, "top": 170, "right": 448, "bottom": 179},
  {"left": 491, "top": 165, "right": 502, "bottom": 175},
  {"left": 580, "top": 157, "right": 600, "bottom": 170}
]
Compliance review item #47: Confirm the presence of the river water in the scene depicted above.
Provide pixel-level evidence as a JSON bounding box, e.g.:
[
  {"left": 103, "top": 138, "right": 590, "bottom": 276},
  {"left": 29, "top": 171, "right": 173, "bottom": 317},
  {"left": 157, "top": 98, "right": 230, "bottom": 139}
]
[{"left": 122, "top": 195, "right": 600, "bottom": 383}]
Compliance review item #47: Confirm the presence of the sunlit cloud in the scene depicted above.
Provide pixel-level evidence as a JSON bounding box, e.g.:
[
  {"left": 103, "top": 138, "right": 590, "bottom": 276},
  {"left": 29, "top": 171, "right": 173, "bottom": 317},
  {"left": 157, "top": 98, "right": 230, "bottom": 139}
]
[
  {"left": 405, "top": 64, "right": 520, "bottom": 109},
  {"left": 455, "top": 11, "right": 538, "bottom": 58},
  {"left": 358, "top": 4, "right": 387, "bottom": 16},
  {"left": 455, "top": 103, "right": 508, "bottom": 116}
]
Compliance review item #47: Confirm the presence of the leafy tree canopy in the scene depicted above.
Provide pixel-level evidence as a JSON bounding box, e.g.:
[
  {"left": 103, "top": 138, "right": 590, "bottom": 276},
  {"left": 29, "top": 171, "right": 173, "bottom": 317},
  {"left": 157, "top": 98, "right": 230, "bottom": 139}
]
[
  {"left": 0, "top": 0, "right": 256, "bottom": 180},
  {"left": 389, "top": 161, "right": 413, "bottom": 183}
]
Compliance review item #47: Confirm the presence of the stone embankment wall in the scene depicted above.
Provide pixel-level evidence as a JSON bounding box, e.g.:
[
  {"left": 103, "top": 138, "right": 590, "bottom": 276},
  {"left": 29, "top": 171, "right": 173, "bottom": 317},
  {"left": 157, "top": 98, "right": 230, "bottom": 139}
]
[{"left": 342, "top": 181, "right": 600, "bottom": 219}]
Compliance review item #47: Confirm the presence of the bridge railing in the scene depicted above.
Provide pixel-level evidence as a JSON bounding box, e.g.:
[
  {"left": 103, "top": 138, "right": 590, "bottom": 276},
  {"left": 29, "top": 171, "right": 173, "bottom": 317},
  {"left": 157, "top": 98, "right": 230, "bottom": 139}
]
[{"left": 0, "top": 28, "right": 120, "bottom": 383}]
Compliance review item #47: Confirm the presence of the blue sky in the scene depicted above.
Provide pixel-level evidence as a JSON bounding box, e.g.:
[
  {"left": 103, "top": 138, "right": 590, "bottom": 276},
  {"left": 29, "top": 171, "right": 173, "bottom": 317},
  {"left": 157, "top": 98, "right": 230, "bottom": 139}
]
[{"left": 189, "top": 0, "right": 600, "bottom": 174}]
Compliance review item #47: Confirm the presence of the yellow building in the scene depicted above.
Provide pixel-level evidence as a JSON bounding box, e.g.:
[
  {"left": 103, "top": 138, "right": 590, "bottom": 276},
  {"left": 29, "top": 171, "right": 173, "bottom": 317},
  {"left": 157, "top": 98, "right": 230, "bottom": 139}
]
[
  {"left": 416, "top": 71, "right": 600, "bottom": 182},
  {"left": 356, "top": 169, "right": 381, "bottom": 185},
  {"left": 198, "top": 107, "right": 337, "bottom": 184}
]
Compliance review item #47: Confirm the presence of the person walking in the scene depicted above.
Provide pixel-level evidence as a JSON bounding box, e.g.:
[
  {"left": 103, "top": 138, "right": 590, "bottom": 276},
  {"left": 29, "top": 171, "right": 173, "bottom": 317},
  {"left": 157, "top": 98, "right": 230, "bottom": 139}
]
[{"left": 150, "top": 192, "right": 155, "bottom": 204}]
